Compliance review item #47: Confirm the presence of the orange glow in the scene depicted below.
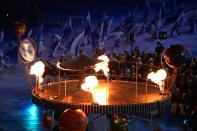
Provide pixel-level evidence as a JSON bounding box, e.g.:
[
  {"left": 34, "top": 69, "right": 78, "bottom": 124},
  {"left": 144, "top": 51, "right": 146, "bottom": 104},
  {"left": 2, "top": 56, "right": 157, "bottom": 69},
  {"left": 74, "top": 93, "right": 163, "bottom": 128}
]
[
  {"left": 147, "top": 69, "right": 167, "bottom": 91},
  {"left": 30, "top": 61, "right": 45, "bottom": 84},
  {"left": 81, "top": 76, "right": 98, "bottom": 93},
  {"left": 93, "top": 87, "right": 108, "bottom": 105},
  {"left": 94, "top": 55, "right": 109, "bottom": 77},
  {"left": 81, "top": 76, "right": 108, "bottom": 105}
]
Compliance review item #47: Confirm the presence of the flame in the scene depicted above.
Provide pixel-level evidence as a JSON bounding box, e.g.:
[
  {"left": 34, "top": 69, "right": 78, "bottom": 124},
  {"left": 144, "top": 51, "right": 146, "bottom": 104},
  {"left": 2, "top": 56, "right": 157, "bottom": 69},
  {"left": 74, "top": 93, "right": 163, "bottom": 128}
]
[
  {"left": 94, "top": 55, "right": 109, "bottom": 77},
  {"left": 81, "top": 76, "right": 108, "bottom": 105},
  {"left": 147, "top": 69, "right": 167, "bottom": 92},
  {"left": 81, "top": 55, "right": 110, "bottom": 105},
  {"left": 30, "top": 61, "right": 45, "bottom": 84},
  {"left": 93, "top": 88, "right": 108, "bottom": 105},
  {"left": 81, "top": 76, "right": 98, "bottom": 92}
]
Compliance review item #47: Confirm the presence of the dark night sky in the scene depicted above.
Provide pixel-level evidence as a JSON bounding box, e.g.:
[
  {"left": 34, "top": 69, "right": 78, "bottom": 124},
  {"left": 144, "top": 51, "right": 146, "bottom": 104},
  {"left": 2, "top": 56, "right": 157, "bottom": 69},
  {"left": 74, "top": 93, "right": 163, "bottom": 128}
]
[
  {"left": 1, "top": 0, "right": 196, "bottom": 13},
  {"left": 0, "top": 0, "right": 165, "bottom": 18}
]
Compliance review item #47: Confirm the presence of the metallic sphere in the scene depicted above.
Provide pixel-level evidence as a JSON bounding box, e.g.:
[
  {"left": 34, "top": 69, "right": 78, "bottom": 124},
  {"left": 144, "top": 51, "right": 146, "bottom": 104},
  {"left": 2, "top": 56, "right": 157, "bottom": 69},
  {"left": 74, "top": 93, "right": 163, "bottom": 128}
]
[
  {"left": 60, "top": 109, "right": 88, "bottom": 131},
  {"left": 19, "top": 39, "right": 36, "bottom": 63},
  {"left": 164, "top": 44, "right": 188, "bottom": 69}
]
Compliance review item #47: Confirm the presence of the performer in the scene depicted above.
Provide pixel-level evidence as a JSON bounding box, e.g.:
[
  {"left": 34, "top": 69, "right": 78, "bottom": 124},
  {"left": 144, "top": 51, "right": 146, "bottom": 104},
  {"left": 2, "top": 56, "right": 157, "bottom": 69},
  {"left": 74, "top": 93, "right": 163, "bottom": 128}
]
[
  {"left": 123, "top": 10, "right": 132, "bottom": 27},
  {"left": 35, "top": 24, "right": 45, "bottom": 58},
  {"left": 124, "top": 5, "right": 137, "bottom": 28},
  {"left": 129, "top": 33, "right": 135, "bottom": 54},
  {"left": 2, "top": 41, "right": 18, "bottom": 67},
  {"left": 61, "top": 18, "right": 72, "bottom": 41},
  {"left": 101, "top": 12, "right": 110, "bottom": 37},
  {"left": 91, "top": 23, "right": 102, "bottom": 51},
  {"left": 47, "top": 34, "right": 61, "bottom": 57},
  {"left": 190, "top": 10, "right": 197, "bottom": 33},
  {"left": 114, "top": 35, "right": 121, "bottom": 47},
  {"left": 65, "top": 30, "right": 78, "bottom": 53},
  {"left": 139, "top": 15, "right": 148, "bottom": 33},
  {"left": 75, "top": 44, "right": 80, "bottom": 57},
  {"left": 155, "top": 41, "right": 164, "bottom": 55},
  {"left": 113, "top": 22, "right": 127, "bottom": 34},
  {"left": 170, "top": 21, "right": 181, "bottom": 36},
  {"left": 72, "top": 30, "right": 81, "bottom": 56},
  {"left": 151, "top": 21, "right": 158, "bottom": 39},
  {"left": 111, "top": 51, "right": 118, "bottom": 61},
  {"left": 132, "top": 46, "right": 141, "bottom": 58},
  {"left": 81, "top": 19, "right": 92, "bottom": 46}
]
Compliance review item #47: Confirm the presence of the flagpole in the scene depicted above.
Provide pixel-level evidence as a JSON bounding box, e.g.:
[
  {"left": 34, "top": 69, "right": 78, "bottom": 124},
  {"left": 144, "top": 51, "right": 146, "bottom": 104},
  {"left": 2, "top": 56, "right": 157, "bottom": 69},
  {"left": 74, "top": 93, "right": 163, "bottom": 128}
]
[{"left": 65, "top": 81, "right": 66, "bottom": 101}]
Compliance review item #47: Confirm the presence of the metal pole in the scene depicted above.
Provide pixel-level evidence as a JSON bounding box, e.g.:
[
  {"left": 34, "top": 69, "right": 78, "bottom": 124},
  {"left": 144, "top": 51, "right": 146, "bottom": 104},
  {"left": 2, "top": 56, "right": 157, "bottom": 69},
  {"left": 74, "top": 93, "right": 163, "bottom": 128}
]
[
  {"left": 146, "top": 79, "right": 147, "bottom": 102},
  {"left": 65, "top": 81, "right": 66, "bottom": 101},
  {"left": 59, "top": 68, "right": 60, "bottom": 96},
  {"left": 119, "top": 61, "right": 120, "bottom": 80},
  {"left": 106, "top": 87, "right": 108, "bottom": 105},
  {"left": 136, "top": 62, "right": 138, "bottom": 103}
]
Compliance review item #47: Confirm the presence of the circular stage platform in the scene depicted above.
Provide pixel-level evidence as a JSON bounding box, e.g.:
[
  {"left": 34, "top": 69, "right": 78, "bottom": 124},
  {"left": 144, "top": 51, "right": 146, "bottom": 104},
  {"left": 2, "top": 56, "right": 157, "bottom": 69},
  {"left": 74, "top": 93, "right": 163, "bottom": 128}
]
[{"left": 32, "top": 80, "right": 171, "bottom": 115}]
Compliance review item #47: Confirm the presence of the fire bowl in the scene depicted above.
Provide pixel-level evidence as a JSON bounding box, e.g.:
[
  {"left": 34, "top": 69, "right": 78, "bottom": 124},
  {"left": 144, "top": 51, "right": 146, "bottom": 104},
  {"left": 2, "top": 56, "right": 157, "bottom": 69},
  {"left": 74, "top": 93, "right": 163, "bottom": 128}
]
[{"left": 32, "top": 80, "right": 171, "bottom": 115}]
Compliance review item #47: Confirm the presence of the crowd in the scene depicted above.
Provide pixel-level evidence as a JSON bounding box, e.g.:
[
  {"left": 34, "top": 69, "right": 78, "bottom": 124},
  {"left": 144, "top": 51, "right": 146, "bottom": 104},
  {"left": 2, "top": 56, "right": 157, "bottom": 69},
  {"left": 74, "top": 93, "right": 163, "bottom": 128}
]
[
  {"left": 92, "top": 43, "right": 164, "bottom": 81},
  {"left": 43, "top": 41, "right": 164, "bottom": 83},
  {"left": 171, "top": 57, "right": 197, "bottom": 130}
]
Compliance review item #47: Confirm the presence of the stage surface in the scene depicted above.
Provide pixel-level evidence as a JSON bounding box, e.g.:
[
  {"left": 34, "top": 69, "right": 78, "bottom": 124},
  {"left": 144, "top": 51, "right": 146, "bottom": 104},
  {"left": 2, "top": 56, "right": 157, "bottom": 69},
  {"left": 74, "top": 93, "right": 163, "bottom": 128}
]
[{"left": 32, "top": 80, "right": 171, "bottom": 114}]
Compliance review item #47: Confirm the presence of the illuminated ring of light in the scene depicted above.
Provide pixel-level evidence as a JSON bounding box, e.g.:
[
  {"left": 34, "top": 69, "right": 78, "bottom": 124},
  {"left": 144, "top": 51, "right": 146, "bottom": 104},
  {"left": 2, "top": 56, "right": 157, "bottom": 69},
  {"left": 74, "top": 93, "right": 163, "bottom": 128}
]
[
  {"left": 161, "top": 46, "right": 193, "bottom": 76},
  {"left": 18, "top": 38, "right": 37, "bottom": 63}
]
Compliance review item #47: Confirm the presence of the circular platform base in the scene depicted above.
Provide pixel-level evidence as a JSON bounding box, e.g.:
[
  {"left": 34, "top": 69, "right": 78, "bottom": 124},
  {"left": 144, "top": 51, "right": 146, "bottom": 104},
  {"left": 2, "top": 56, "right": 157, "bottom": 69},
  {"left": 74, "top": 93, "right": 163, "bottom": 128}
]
[{"left": 32, "top": 80, "right": 171, "bottom": 114}]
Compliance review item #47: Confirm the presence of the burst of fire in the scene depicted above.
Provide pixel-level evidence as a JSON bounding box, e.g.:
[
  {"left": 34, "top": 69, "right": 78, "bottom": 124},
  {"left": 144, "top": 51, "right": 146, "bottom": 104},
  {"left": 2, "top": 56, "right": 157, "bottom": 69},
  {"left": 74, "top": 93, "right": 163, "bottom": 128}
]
[
  {"left": 93, "top": 88, "right": 108, "bottom": 105},
  {"left": 81, "top": 76, "right": 108, "bottom": 105},
  {"left": 81, "top": 76, "right": 98, "bottom": 92},
  {"left": 81, "top": 55, "right": 110, "bottom": 105},
  {"left": 94, "top": 55, "right": 109, "bottom": 77},
  {"left": 30, "top": 61, "right": 45, "bottom": 84},
  {"left": 147, "top": 69, "right": 167, "bottom": 91}
]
